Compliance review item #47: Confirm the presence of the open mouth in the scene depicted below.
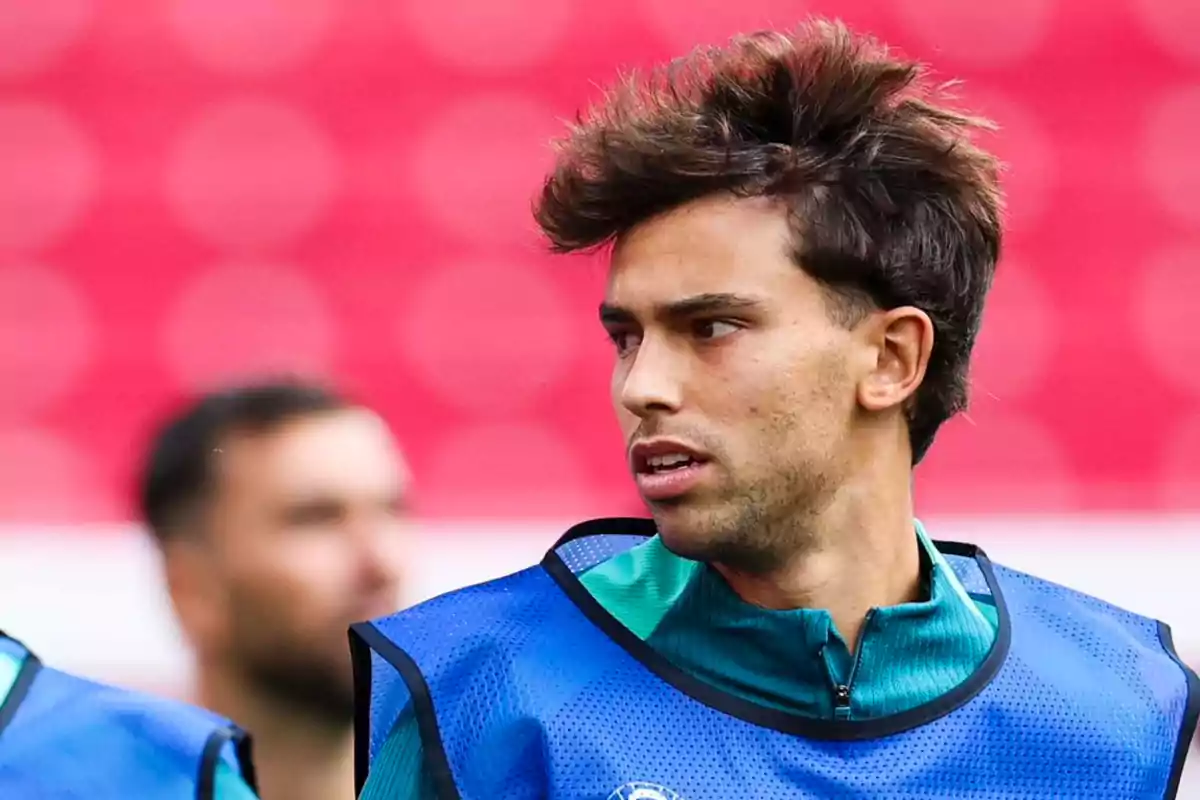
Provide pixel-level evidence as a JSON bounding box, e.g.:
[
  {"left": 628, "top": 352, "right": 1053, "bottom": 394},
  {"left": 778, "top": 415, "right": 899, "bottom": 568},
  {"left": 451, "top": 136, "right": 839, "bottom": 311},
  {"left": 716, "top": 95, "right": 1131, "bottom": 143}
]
[
  {"left": 641, "top": 453, "right": 701, "bottom": 474},
  {"left": 631, "top": 443, "right": 711, "bottom": 501}
]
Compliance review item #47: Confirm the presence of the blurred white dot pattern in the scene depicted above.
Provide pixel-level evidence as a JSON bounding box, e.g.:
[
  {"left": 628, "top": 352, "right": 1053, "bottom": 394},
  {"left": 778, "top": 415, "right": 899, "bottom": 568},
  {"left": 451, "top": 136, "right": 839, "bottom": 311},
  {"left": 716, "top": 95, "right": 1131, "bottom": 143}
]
[
  {"left": 640, "top": 0, "right": 811, "bottom": 50},
  {"left": 1133, "top": 245, "right": 1200, "bottom": 397},
  {"left": 966, "top": 92, "right": 1057, "bottom": 234},
  {"left": 398, "top": 0, "right": 576, "bottom": 71},
  {"left": 410, "top": 93, "right": 561, "bottom": 245},
  {"left": 0, "top": 263, "right": 92, "bottom": 420},
  {"left": 422, "top": 423, "right": 603, "bottom": 516},
  {"left": 970, "top": 260, "right": 1056, "bottom": 401},
  {"left": 916, "top": 407, "right": 1077, "bottom": 513},
  {"left": 892, "top": 0, "right": 1058, "bottom": 67},
  {"left": 0, "top": 0, "right": 93, "bottom": 78},
  {"left": 1142, "top": 87, "right": 1200, "bottom": 226},
  {"left": 397, "top": 258, "right": 579, "bottom": 415},
  {"left": 1131, "top": 0, "right": 1200, "bottom": 65},
  {"left": 162, "top": 262, "right": 336, "bottom": 389},
  {"left": 169, "top": 0, "right": 336, "bottom": 76},
  {"left": 1161, "top": 412, "right": 1200, "bottom": 509},
  {"left": 0, "top": 102, "right": 97, "bottom": 251},
  {"left": 0, "top": 0, "right": 1191, "bottom": 528},
  {"left": 165, "top": 99, "right": 340, "bottom": 250},
  {"left": 0, "top": 428, "right": 110, "bottom": 522}
]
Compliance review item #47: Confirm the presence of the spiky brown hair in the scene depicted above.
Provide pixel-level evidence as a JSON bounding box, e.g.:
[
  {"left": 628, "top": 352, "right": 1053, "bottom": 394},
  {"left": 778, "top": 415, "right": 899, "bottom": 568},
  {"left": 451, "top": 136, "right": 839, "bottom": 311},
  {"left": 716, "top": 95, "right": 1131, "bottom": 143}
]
[{"left": 535, "top": 20, "right": 1003, "bottom": 462}]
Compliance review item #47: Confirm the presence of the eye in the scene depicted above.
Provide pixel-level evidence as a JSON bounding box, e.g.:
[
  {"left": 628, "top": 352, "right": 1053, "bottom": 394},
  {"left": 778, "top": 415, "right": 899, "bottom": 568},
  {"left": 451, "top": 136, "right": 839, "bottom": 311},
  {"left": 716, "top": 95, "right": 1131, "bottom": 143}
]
[
  {"left": 607, "top": 329, "right": 642, "bottom": 356},
  {"left": 282, "top": 499, "right": 345, "bottom": 528},
  {"left": 693, "top": 320, "right": 741, "bottom": 340}
]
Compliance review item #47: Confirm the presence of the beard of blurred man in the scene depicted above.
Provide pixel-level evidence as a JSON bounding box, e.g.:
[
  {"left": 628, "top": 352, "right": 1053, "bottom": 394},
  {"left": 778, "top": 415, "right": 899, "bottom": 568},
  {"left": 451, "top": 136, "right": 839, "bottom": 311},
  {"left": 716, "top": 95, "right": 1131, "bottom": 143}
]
[
  {"left": 160, "top": 404, "right": 409, "bottom": 800},
  {"left": 221, "top": 567, "right": 364, "bottom": 728}
]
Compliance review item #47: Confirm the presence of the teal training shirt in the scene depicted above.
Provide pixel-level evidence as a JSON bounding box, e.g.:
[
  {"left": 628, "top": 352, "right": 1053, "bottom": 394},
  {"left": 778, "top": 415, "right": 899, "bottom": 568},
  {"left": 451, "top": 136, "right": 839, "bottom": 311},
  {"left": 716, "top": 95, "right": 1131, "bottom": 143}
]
[
  {"left": 362, "top": 521, "right": 999, "bottom": 799},
  {"left": 0, "top": 651, "right": 258, "bottom": 799}
]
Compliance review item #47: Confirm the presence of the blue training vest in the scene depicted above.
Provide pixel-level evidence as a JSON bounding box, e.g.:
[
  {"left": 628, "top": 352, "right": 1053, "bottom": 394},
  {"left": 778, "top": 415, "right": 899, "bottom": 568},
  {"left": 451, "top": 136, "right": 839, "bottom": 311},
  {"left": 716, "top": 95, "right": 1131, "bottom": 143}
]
[
  {"left": 0, "top": 633, "right": 257, "bottom": 798},
  {"left": 352, "top": 518, "right": 1200, "bottom": 800}
]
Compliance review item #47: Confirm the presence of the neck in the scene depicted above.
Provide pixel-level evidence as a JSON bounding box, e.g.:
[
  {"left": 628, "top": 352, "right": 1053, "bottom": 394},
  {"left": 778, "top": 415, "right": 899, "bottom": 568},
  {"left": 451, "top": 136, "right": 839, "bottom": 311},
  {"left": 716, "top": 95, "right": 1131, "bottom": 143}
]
[
  {"left": 197, "top": 667, "right": 355, "bottom": 800},
  {"left": 713, "top": 453, "right": 920, "bottom": 650}
]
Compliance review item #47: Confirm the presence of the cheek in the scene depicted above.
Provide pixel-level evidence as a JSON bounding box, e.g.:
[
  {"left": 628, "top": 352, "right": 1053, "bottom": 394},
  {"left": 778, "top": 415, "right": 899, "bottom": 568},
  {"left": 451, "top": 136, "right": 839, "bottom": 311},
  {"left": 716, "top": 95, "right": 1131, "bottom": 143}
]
[
  {"left": 614, "top": 405, "right": 639, "bottom": 440},
  {"left": 241, "top": 540, "right": 349, "bottom": 612},
  {"left": 610, "top": 371, "right": 638, "bottom": 433},
  {"left": 716, "top": 354, "right": 797, "bottom": 417},
  {"left": 725, "top": 351, "right": 849, "bottom": 437}
]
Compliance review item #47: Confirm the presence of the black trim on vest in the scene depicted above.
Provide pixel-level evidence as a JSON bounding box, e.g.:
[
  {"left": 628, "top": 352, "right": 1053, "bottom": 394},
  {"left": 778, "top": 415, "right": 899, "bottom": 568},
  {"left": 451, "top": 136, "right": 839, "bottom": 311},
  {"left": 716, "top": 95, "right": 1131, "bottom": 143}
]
[
  {"left": 350, "top": 625, "right": 372, "bottom": 797},
  {"left": 234, "top": 728, "right": 258, "bottom": 795},
  {"left": 1158, "top": 621, "right": 1199, "bottom": 799},
  {"left": 351, "top": 621, "right": 461, "bottom": 800},
  {"left": 542, "top": 517, "right": 1012, "bottom": 741},
  {"left": 0, "top": 633, "right": 44, "bottom": 740},
  {"left": 196, "top": 725, "right": 255, "bottom": 800}
]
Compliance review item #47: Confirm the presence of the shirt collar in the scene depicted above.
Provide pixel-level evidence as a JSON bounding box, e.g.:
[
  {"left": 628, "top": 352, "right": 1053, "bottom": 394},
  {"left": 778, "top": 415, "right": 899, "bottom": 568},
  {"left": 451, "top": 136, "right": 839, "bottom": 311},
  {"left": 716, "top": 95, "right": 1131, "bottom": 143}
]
[{"left": 646, "top": 522, "right": 996, "bottom": 718}]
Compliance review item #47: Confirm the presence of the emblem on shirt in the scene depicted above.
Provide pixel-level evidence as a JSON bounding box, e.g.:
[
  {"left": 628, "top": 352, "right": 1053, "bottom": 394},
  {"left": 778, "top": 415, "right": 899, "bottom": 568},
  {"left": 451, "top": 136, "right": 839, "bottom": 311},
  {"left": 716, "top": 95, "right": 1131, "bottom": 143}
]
[{"left": 607, "top": 782, "right": 685, "bottom": 800}]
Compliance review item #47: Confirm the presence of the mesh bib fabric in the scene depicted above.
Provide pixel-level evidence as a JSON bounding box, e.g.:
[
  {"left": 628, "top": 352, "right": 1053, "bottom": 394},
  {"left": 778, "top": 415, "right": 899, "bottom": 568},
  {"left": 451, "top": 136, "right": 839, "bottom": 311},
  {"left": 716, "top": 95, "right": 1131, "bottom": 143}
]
[
  {"left": 353, "top": 520, "right": 1199, "bottom": 800},
  {"left": 0, "top": 634, "right": 255, "bottom": 799}
]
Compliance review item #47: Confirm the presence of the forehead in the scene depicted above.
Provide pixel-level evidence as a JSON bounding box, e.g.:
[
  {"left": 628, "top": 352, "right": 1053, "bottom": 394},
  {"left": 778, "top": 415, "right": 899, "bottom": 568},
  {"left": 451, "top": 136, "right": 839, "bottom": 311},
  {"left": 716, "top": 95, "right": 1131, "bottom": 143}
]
[
  {"left": 606, "top": 194, "right": 802, "bottom": 308},
  {"left": 213, "top": 409, "right": 409, "bottom": 504}
]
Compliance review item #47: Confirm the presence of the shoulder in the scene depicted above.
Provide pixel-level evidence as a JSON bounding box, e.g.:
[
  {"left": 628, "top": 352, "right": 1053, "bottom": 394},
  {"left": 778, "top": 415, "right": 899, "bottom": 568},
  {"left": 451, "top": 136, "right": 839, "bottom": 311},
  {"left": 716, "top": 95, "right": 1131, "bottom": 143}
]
[
  {"left": 992, "top": 559, "right": 1166, "bottom": 640},
  {"left": 932, "top": 539, "right": 1174, "bottom": 655},
  {"left": 15, "top": 664, "right": 240, "bottom": 763},
  {"left": 578, "top": 535, "right": 700, "bottom": 640},
  {"left": 37, "top": 665, "right": 225, "bottom": 726},
  {"left": 0, "top": 660, "right": 255, "bottom": 795},
  {"left": 990, "top": 559, "right": 1197, "bottom": 703},
  {"left": 369, "top": 563, "right": 553, "bottom": 639},
  {"left": 362, "top": 519, "right": 670, "bottom": 651}
]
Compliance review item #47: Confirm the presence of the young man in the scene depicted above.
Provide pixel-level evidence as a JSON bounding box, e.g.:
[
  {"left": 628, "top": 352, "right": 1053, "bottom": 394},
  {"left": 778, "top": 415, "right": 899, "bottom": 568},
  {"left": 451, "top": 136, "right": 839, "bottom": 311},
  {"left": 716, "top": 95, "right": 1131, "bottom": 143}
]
[
  {"left": 0, "top": 631, "right": 257, "bottom": 797},
  {"left": 353, "top": 21, "right": 1199, "bottom": 799},
  {"left": 140, "top": 381, "right": 409, "bottom": 800}
]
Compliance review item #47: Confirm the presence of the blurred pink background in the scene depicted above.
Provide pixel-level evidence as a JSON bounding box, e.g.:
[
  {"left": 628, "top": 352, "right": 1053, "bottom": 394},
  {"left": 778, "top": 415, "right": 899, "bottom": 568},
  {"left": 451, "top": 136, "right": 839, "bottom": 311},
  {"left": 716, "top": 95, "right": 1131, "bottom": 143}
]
[{"left": 0, "top": 0, "right": 1196, "bottom": 744}]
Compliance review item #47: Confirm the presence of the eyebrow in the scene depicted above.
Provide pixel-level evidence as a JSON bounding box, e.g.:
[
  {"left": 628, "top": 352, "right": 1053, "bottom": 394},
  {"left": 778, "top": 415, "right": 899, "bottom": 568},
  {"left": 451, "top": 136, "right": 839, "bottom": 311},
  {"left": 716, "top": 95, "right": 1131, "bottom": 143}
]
[{"left": 598, "top": 292, "right": 765, "bottom": 325}]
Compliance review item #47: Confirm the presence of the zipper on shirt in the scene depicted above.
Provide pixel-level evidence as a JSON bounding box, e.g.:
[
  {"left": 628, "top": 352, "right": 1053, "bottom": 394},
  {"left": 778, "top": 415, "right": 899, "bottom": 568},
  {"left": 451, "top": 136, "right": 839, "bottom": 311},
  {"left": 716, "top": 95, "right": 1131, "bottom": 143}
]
[
  {"left": 830, "top": 609, "right": 875, "bottom": 721},
  {"left": 832, "top": 683, "right": 852, "bottom": 719}
]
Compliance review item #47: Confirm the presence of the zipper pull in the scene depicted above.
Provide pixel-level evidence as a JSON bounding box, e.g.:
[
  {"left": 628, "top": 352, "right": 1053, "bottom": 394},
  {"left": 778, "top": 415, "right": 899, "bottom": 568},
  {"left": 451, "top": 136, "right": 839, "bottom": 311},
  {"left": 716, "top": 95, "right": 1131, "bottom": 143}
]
[{"left": 833, "top": 684, "right": 852, "bottom": 720}]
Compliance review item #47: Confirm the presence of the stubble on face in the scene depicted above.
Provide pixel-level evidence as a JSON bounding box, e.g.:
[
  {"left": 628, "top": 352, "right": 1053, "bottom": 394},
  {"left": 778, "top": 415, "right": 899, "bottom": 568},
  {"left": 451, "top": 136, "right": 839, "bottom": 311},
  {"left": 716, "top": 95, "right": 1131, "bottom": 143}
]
[{"left": 608, "top": 195, "right": 861, "bottom": 572}]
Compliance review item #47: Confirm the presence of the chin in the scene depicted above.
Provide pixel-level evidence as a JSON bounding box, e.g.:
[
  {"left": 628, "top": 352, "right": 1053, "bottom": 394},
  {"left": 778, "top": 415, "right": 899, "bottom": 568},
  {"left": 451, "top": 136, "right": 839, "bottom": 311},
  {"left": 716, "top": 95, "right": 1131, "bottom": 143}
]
[{"left": 650, "top": 505, "right": 721, "bottom": 561}]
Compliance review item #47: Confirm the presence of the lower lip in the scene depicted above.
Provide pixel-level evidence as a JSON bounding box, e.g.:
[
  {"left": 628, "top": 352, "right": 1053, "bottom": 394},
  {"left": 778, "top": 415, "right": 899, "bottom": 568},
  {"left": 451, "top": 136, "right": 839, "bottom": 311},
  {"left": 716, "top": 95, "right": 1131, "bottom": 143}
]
[{"left": 635, "top": 461, "right": 710, "bottom": 501}]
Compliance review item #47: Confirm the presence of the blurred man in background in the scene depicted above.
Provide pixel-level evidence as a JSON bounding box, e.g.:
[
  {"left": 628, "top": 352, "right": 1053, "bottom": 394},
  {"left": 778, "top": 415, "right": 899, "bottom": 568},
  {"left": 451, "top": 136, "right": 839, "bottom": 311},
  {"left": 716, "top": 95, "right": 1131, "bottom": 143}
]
[{"left": 139, "top": 380, "right": 409, "bottom": 800}]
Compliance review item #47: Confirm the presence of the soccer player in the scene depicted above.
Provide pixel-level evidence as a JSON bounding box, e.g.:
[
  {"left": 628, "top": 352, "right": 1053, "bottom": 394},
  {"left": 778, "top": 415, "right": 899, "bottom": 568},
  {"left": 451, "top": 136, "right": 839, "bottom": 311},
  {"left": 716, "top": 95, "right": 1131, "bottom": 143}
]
[
  {"left": 139, "top": 381, "right": 409, "bottom": 800},
  {"left": 353, "top": 21, "right": 1199, "bottom": 799},
  {"left": 0, "top": 631, "right": 257, "bottom": 796}
]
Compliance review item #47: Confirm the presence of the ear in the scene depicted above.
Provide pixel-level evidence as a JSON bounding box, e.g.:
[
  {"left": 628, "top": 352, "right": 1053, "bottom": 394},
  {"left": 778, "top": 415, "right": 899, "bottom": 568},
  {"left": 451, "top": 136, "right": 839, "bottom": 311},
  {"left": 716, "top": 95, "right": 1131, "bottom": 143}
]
[
  {"left": 856, "top": 306, "right": 934, "bottom": 413},
  {"left": 161, "top": 537, "right": 227, "bottom": 651}
]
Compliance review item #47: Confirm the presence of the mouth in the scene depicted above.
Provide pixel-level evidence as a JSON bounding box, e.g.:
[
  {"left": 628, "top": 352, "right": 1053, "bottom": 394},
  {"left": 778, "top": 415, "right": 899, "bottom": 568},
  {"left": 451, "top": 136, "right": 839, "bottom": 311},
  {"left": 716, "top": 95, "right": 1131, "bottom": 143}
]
[
  {"left": 631, "top": 439, "right": 708, "bottom": 473},
  {"left": 639, "top": 452, "right": 703, "bottom": 474},
  {"left": 630, "top": 440, "right": 711, "bottom": 501}
]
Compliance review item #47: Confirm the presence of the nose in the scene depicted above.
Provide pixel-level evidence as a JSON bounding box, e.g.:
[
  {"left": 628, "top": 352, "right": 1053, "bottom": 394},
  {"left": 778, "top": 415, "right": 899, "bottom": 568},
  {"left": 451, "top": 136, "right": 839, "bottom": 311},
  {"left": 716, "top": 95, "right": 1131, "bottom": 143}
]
[
  {"left": 352, "top": 515, "right": 407, "bottom": 590},
  {"left": 617, "top": 337, "right": 684, "bottom": 419}
]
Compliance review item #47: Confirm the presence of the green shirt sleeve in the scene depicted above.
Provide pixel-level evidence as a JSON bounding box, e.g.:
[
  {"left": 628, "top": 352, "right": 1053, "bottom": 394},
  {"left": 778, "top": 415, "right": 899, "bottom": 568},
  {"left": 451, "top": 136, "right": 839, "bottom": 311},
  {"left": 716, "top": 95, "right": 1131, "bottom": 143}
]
[
  {"left": 0, "top": 651, "right": 20, "bottom": 696},
  {"left": 359, "top": 703, "right": 436, "bottom": 800},
  {"left": 213, "top": 761, "right": 260, "bottom": 800},
  {"left": 211, "top": 738, "right": 261, "bottom": 799}
]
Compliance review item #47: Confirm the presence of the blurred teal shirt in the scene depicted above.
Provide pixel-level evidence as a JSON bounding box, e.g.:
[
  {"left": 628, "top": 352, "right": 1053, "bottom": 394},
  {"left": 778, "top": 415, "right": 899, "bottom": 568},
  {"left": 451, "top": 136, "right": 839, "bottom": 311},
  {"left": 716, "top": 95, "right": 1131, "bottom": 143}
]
[
  {"left": 361, "top": 521, "right": 1000, "bottom": 799},
  {"left": 0, "top": 651, "right": 258, "bottom": 799}
]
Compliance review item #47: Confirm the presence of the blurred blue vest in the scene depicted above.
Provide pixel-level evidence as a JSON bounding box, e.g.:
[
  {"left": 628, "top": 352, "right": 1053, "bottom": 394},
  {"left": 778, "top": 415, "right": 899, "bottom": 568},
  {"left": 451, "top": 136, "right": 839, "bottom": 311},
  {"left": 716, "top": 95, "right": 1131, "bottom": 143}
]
[
  {"left": 353, "top": 519, "right": 1200, "bottom": 800},
  {"left": 0, "top": 633, "right": 256, "bottom": 798}
]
